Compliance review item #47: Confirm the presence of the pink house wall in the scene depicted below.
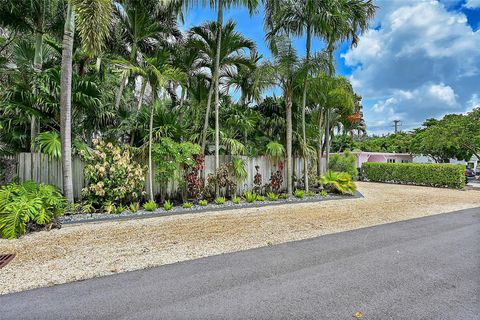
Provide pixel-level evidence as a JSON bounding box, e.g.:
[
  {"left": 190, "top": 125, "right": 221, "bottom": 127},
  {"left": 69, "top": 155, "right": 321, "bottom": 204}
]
[{"left": 354, "top": 153, "right": 413, "bottom": 167}]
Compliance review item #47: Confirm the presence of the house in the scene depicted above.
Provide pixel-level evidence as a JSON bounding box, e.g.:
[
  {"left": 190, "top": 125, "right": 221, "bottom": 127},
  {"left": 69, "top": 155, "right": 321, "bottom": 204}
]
[
  {"left": 330, "top": 152, "right": 413, "bottom": 168},
  {"left": 413, "top": 155, "right": 480, "bottom": 171}
]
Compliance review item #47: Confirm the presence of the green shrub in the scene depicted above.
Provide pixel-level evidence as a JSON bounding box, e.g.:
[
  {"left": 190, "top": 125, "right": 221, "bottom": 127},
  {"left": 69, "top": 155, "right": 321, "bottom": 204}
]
[
  {"left": 329, "top": 151, "right": 358, "bottom": 180},
  {"left": 214, "top": 197, "right": 226, "bottom": 205},
  {"left": 129, "top": 202, "right": 140, "bottom": 213},
  {"left": 267, "top": 192, "right": 279, "bottom": 201},
  {"left": 294, "top": 189, "right": 305, "bottom": 198},
  {"left": 163, "top": 200, "right": 173, "bottom": 211},
  {"left": 362, "top": 163, "right": 465, "bottom": 189},
  {"left": 319, "top": 171, "right": 357, "bottom": 194},
  {"left": 115, "top": 205, "right": 126, "bottom": 214},
  {"left": 199, "top": 199, "right": 208, "bottom": 206},
  {"left": 82, "top": 202, "right": 96, "bottom": 214},
  {"left": 182, "top": 202, "right": 193, "bottom": 209},
  {"left": 244, "top": 191, "right": 257, "bottom": 203},
  {"left": 307, "top": 191, "right": 316, "bottom": 197},
  {"left": 279, "top": 193, "right": 289, "bottom": 199},
  {"left": 143, "top": 200, "right": 157, "bottom": 212},
  {"left": 256, "top": 195, "right": 266, "bottom": 201},
  {"left": 80, "top": 140, "right": 145, "bottom": 208},
  {"left": 320, "top": 190, "right": 328, "bottom": 197},
  {"left": 0, "top": 181, "right": 66, "bottom": 239},
  {"left": 232, "top": 196, "right": 241, "bottom": 204}
]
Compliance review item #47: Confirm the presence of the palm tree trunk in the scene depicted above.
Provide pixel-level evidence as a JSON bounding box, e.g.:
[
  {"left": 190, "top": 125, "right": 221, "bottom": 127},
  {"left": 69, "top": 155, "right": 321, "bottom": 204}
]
[
  {"left": 178, "top": 84, "right": 188, "bottom": 130},
  {"left": 285, "top": 92, "right": 293, "bottom": 195},
  {"left": 201, "top": 82, "right": 214, "bottom": 154},
  {"left": 148, "top": 100, "right": 155, "bottom": 202},
  {"left": 31, "top": 30, "right": 43, "bottom": 180},
  {"left": 301, "top": 25, "right": 311, "bottom": 192},
  {"left": 60, "top": 3, "right": 75, "bottom": 204},
  {"left": 130, "top": 80, "right": 147, "bottom": 145},
  {"left": 317, "top": 109, "right": 324, "bottom": 176},
  {"left": 115, "top": 75, "right": 127, "bottom": 110},
  {"left": 214, "top": 0, "right": 223, "bottom": 197},
  {"left": 325, "top": 108, "right": 331, "bottom": 173}
]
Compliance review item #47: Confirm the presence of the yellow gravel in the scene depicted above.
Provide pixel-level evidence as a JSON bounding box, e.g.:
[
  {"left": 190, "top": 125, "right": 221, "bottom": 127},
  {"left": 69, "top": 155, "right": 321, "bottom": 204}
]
[{"left": 1, "top": 182, "right": 479, "bottom": 294}]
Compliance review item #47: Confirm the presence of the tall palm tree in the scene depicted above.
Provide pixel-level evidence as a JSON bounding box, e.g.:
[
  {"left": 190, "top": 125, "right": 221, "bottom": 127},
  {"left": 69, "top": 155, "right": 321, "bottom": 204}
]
[
  {"left": 264, "top": 0, "right": 376, "bottom": 191},
  {"left": 176, "top": 0, "right": 258, "bottom": 180},
  {"left": 59, "top": 0, "right": 113, "bottom": 203},
  {"left": 115, "top": 50, "right": 185, "bottom": 201},
  {"left": 309, "top": 74, "right": 354, "bottom": 174},
  {"left": 262, "top": 37, "right": 305, "bottom": 195},
  {"left": 187, "top": 20, "right": 255, "bottom": 154},
  {"left": 112, "top": 2, "right": 181, "bottom": 111}
]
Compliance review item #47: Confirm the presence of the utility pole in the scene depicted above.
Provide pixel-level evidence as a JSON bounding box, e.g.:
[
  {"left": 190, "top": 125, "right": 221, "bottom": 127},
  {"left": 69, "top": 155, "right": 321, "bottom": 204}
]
[{"left": 392, "top": 120, "right": 402, "bottom": 134}]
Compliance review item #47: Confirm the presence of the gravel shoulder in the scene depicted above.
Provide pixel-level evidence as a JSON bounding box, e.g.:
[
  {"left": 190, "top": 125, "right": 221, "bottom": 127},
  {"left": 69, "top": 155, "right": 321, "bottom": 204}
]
[{"left": 1, "top": 182, "right": 479, "bottom": 295}]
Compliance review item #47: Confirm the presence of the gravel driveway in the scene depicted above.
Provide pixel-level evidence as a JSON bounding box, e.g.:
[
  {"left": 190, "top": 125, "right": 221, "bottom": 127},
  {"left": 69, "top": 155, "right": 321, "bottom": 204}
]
[{"left": 1, "top": 182, "right": 479, "bottom": 294}]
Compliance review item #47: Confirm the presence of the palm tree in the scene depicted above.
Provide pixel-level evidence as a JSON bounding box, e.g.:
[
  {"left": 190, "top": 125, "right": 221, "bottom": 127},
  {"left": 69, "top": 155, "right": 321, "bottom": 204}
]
[
  {"left": 264, "top": 0, "right": 376, "bottom": 191},
  {"left": 262, "top": 37, "right": 306, "bottom": 195},
  {"left": 115, "top": 50, "right": 185, "bottom": 201},
  {"left": 59, "top": 0, "right": 113, "bottom": 203},
  {"left": 187, "top": 20, "right": 255, "bottom": 155},
  {"left": 112, "top": 2, "right": 180, "bottom": 111},
  {"left": 309, "top": 74, "right": 354, "bottom": 174}
]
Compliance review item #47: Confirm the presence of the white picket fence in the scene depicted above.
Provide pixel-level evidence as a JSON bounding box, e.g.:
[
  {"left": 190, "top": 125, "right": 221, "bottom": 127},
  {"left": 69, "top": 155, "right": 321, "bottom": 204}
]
[{"left": 9, "top": 153, "right": 313, "bottom": 199}]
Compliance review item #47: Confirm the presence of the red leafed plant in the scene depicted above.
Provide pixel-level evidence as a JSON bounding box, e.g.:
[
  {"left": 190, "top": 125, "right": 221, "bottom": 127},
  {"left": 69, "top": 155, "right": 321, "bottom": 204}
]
[
  {"left": 184, "top": 154, "right": 205, "bottom": 199},
  {"left": 347, "top": 113, "right": 362, "bottom": 124}
]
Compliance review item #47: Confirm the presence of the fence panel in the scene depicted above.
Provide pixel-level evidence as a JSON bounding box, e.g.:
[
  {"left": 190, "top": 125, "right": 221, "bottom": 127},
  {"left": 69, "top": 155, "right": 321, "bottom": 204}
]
[{"left": 12, "top": 153, "right": 320, "bottom": 199}]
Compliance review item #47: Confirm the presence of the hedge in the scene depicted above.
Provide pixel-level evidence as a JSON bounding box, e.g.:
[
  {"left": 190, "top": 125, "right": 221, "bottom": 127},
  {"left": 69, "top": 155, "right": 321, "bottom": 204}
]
[{"left": 361, "top": 162, "right": 465, "bottom": 189}]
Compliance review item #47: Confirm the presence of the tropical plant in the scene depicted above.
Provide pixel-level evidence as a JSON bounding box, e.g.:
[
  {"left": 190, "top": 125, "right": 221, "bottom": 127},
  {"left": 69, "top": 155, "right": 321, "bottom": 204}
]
[
  {"left": 329, "top": 150, "right": 358, "bottom": 180},
  {"left": 294, "top": 189, "right": 305, "bottom": 198},
  {"left": 320, "top": 189, "right": 328, "bottom": 197},
  {"left": 267, "top": 192, "right": 279, "bottom": 201},
  {"left": 199, "top": 199, "right": 208, "bottom": 206},
  {"left": 143, "top": 200, "right": 157, "bottom": 211},
  {"left": 0, "top": 181, "right": 66, "bottom": 239},
  {"left": 256, "top": 195, "right": 265, "bottom": 201},
  {"left": 264, "top": 0, "right": 376, "bottom": 191},
  {"left": 182, "top": 202, "right": 193, "bottom": 208},
  {"left": 129, "top": 202, "right": 140, "bottom": 213},
  {"left": 81, "top": 140, "right": 145, "bottom": 209},
  {"left": 243, "top": 191, "right": 257, "bottom": 203},
  {"left": 279, "top": 193, "right": 289, "bottom": 199},
  {"left": 214, "top": 196, "right": 226, "bottom": 205},
  {"left": 319, "top": 171, "right": 357, "bottom": 194},
  {"left": 163, "top": 200, "right": 173, "bottom": 210},
  {"left": 232, "top": 196, "right": 241, "bottom": 204}
]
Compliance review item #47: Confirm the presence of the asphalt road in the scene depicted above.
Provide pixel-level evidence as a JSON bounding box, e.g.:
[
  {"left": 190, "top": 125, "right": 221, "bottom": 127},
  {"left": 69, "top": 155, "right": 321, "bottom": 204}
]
[{"left": 1, "top": 208, "right": 479, "bottom": 320}]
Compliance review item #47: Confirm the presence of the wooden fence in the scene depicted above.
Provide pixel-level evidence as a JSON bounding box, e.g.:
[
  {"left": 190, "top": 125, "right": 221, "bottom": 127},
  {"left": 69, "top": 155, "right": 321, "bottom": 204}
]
[{"left": 9, "top": 153, "right": 314, "bottom": 199}]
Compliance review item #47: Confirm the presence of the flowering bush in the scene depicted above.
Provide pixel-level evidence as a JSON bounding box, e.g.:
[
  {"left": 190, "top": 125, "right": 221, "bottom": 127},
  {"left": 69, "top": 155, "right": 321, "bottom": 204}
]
[{"left": 81, "top": 140, "right": 145, "bottom": 208}]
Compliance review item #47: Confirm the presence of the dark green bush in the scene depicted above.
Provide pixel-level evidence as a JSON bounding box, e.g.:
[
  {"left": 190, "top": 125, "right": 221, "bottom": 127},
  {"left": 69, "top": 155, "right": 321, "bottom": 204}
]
[
  {"left": 362, "top": 163, "right": 465, "bottom": 189},
  {"left": 328, "top": 151, "right": 358, "bottom": 180}
]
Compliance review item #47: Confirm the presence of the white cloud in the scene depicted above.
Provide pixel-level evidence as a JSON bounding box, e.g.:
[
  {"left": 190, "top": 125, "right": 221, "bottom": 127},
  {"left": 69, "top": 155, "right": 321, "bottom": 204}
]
[
  {"left": 464, "top": 0, "right": 480, "bottom": 9},
  {"left": 427, "top": 83, "right": 457, "bottom": 105},
  {"left": 341, "top": 0, "right": 480, "bottom": 133}
]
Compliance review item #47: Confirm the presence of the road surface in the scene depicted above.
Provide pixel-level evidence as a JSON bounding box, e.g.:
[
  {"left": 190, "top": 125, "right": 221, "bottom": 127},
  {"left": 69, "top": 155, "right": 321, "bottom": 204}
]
[{"left": 1, "top": 207, "right": 479, "bottom": 319}]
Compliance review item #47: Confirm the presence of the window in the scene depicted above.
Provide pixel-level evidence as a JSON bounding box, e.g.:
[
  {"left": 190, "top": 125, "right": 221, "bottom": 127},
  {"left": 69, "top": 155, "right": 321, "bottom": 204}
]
[
  {"left": 401, "top": 160, "right": 410, "bottom": 163},
  {"left": 387, "top": 159, "right": 396, "bottom": 163}
]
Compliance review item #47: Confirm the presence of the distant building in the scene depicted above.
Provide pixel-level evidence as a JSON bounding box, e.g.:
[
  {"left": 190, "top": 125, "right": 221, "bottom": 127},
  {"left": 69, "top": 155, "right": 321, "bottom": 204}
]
[
  {"left": 330, "top": 152, "right": 413, "bottom": 168},
  {"left": 413, "top": 155, "right": 479, "bottom": 171}
]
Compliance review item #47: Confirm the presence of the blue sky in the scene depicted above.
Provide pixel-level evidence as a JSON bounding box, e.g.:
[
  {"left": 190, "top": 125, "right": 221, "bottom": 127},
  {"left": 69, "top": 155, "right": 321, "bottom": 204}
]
[{"left": 180, "top": 0, "right": 480, "bottom": 134}]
